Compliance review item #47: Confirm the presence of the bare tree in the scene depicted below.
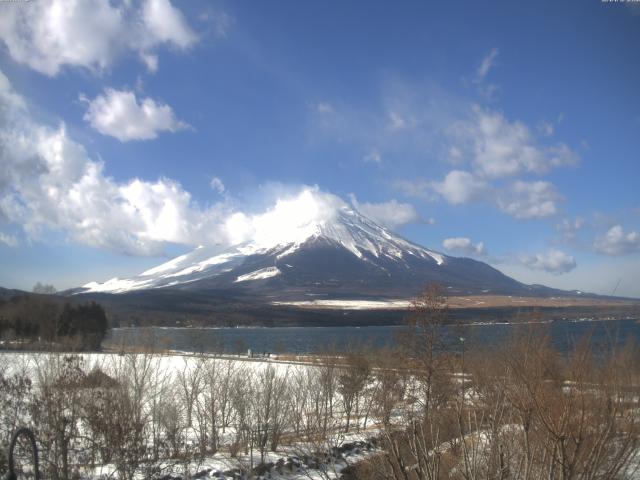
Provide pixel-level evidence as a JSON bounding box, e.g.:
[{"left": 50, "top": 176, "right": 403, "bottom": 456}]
[
  {"left": 230, "top": 369, "right": 253, "bottom": 459},
  {"left": 105, "top": 352, "right": 164, "bottom": 479},
  {"left": 30, "top": 354, "right": 85, "bottom": 480},
  {"left": 249, "top": 364, "right": 291, "bottom": 462},
  {"left": 371, "top": 348, "right": 404, "bottom": 428},
  {"left": 289, "top": 366, "right": 311, "bottom": 437},
  {"left": 338, "top": 352, "right": 371, "bottom": 432},
  {"left": 176, "top": 356, "right": 204, "bottom": 428},
  {"left": 401, "top": 283, "right": 452, "bottom": 418}
]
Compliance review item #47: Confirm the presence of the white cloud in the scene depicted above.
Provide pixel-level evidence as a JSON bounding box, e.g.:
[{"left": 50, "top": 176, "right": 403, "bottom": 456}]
[
  {"left": 391, "top": 104, "right": 576, "bottom": 218},
  {"left": 432, "top": 170, "right": 489, "bottom": 205},
  {"left": 82, "top": 88, "right": 188, "bottom": 141},
  {"left": 210, "top": 177, "right": 225, "bottom": 194},
  {"left": 449, "top": 105, "right": 578, "bottom": 178},
  {"left": 222, "top": 187, "right": 350, "bottom": 248},
  {"left": 349, "top": 195, "right": 419, "bottom": 229},
  {"left": 498, "top": 180, "right": 561, "bottom": 219},
  {"left": 443, "top": 237, "right": 485, "bottom": 256},
  {"left": 313, "top": 87, "right": 578, "bottom": 223},
  {"left": 594, "top": 225, "right": 640, "bottom": 256},
  {"left": 0, "top": 69, "right": 228, "bottom": 256},
  {"left": 398, "top": 174, "right": 561, "bottom": 220},
  {"left": 0, "top": 0, "right": 197, "bottom": 76},
  {"left": 476, "top": 48, "right": 499, "bottom": 81},
  {"left": 394, "top": 170, "right": 490, "bottom": 205},
  {"left": 2, "top": 70, "right": 426, "bottom": 257},
  {"left": 520, "top": 249, "right": 577, "bottom": 275},
  {"left": 142, "top": 0, "right": 196, "bottom": 48}
]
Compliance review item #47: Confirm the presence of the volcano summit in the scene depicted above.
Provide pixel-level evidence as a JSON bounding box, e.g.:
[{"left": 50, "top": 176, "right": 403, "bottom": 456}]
[{"left": 79, "top": 189, "right": 560, "bottom": 300}]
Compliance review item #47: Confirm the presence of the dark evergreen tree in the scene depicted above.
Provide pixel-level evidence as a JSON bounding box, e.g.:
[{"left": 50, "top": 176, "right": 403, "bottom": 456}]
[{"left": 57, "top": 301, "right": 109, "bottom": 350}]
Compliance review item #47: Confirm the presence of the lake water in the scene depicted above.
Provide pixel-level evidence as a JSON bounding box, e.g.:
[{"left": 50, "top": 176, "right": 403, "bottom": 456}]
[{"left": 103, "top": 318, "right": 640, "bottom": 355}]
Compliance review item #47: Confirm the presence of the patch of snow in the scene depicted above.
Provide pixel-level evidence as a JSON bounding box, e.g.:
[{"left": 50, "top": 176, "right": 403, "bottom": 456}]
[
  {"left": 140, "top": 251, "right": 193, "bottom": 276},
  {"left": 80, "top": 277, "right": 152, "bottom": 294},
  {"left": 272, "top": 299, "right": 411, "bottom": 310},
  {"left": 427, "top": 251, "right": 444, "bottom": 265},
  {"left": 275, "top": 242, "right": 304, "bottom": 259},
  {"left": 167, "top": 252, "right": 239, "bottom": 278},
  {"left": 235, "top": 267, "right": 281, "bottom": 283}
]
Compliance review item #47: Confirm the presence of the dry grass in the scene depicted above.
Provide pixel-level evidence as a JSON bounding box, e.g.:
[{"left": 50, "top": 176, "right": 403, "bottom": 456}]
[{"left": 446, "top": 294, "right": 640, "bottom": 309}]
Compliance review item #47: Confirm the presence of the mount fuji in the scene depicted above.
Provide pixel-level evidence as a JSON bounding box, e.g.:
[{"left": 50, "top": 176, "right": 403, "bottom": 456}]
[{"left": 77, "top": 191, "right": 547, "bottom": 301}]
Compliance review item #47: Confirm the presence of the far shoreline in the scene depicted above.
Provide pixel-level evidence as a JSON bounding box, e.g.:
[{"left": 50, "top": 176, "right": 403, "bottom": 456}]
[{"left": 108, "top": 314, "right": 640, "bottom": 331}]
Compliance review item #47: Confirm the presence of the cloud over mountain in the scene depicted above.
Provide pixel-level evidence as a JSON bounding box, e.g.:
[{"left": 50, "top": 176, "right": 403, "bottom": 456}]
[
  {"left": 1, "top": 70, "right": 418, "bottom": 258},
  {"left": 349, "top": 195, "right": 419, "bottom": 229},
  {"left": 0, "top": 70, "right": 227, "bottom": 255},
  {"left": 520, "top": 249, "right": 577, "bottom": 275},
  {"left": 443, "top": 237, "right": 486, "bottom": 256}
]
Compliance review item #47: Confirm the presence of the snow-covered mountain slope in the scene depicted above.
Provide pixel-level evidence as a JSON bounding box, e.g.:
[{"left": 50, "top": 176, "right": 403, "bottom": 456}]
[{"left": 78, "top": 201, "right": 528, "bottom": 299}]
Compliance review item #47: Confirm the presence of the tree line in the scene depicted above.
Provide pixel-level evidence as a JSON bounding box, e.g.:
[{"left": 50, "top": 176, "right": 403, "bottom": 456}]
[{"left": 0, "top": 294, "right": 109, "bottom": 350}]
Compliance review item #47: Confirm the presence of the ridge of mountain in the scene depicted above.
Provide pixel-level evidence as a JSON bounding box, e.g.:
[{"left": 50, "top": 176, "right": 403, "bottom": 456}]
[{"left": 75, "top": 203, "right": 592, "bottom": 301}]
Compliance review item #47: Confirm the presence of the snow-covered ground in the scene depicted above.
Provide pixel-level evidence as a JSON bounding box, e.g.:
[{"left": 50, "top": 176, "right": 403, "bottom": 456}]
[
  {"left": 271, "top": 299, "right": 412, "bottom": 310},
  {"left": 2, "top": 349, "right": 639, "bottom": 480},
  {"left": 235, "top": 267, "right": 281, "bottom": 283},
  {"left": 0, "top": 351, "right": 384, "bottom": 480},
  {"left": 0, "top": 350, "right": 311, "bottom": 383},
  {"left": 88, "top": 434, "right": 379, "bottom": 480}
]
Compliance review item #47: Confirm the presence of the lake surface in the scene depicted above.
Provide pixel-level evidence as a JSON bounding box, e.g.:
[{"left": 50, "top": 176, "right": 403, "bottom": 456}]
[{"left": 103, "top": 318, "right": 640, "bottom": 355}]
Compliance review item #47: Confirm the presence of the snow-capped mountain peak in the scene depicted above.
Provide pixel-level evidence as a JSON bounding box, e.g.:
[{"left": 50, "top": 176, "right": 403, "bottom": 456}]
[{"left": 80, "top": 196, "right": 447, "bottom": 294}]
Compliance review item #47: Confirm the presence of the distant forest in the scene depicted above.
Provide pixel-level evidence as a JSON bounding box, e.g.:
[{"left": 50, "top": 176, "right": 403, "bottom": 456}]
[{"left": 0, "top": 293, "right": 109, "bottom": 350}]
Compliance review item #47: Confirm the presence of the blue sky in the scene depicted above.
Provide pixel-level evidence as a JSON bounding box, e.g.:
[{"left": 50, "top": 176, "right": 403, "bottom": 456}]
[{"left": 0, "top": 0, "right": 639, "bottom": 297}]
